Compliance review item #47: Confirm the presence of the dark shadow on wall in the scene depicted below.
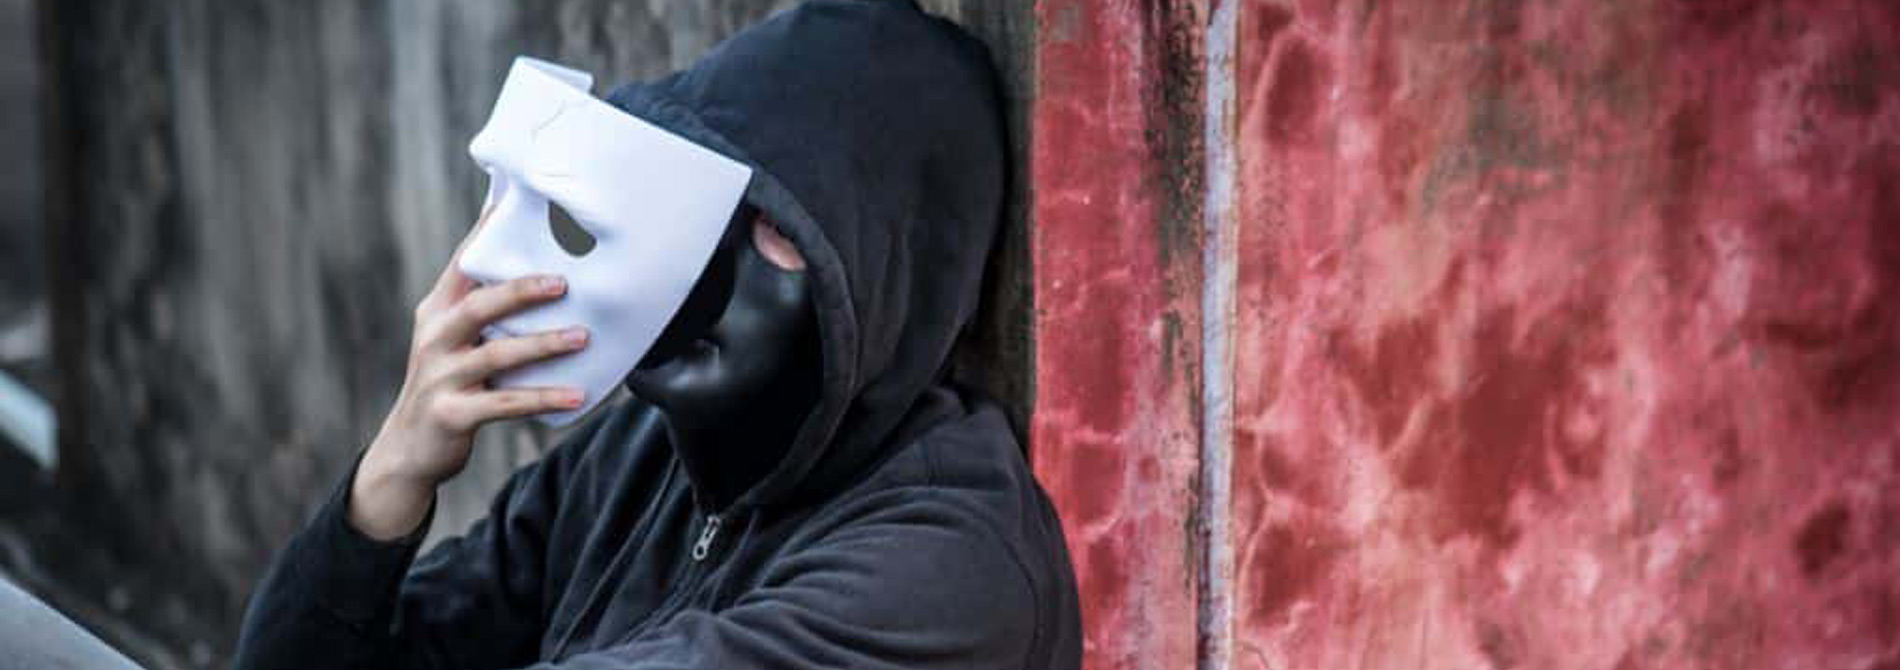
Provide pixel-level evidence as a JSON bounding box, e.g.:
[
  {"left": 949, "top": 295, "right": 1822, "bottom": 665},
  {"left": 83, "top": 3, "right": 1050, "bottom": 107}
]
[{"left": 921, "top": 0, "right": 1038, "bottom": 448}]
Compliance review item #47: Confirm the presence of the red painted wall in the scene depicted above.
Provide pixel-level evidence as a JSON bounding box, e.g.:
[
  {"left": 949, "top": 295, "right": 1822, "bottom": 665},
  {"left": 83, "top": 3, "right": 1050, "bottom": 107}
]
[
  {"left": 1229, "top": 0, "right": 1900, "bottom": 667},
  {"left": 1033, "top": 0, "right": 1900, "bottom": 668},
  {"left": 1031, "top": 1, "right": 1207, "bottom": 669}
]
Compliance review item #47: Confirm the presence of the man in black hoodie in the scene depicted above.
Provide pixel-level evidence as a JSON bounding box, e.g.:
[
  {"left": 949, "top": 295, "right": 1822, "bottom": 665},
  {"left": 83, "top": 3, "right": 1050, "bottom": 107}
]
[{"left": 233, "top": 2, "right": 1083, "bottom": 669}]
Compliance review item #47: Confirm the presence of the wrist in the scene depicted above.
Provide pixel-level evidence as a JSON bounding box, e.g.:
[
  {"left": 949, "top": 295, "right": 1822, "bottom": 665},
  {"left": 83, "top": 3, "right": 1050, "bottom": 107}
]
[
  {"left": 359, "top": 434, "right": 435, "bottom": 490},
  {"left": 348, "top": 443, "right": 437, "bottom": 541}
]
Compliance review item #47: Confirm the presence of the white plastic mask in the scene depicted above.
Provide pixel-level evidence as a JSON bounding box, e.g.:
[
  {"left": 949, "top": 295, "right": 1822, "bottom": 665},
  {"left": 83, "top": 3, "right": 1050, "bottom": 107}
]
[{"left": 458, "top": 57, "right": 752, "bottom": 425}]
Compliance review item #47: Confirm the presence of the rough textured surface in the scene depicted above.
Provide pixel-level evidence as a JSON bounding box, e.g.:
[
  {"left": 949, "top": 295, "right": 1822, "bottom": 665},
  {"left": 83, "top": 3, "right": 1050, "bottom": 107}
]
[
  {"left": 1026, "top": 0, "right": 1900, "bottom": 668},
  {"left": 1030, "top": 1, "right": 1207, "bottom": 669},
  {"left": 1226, "top": 0, "right": 1900, "bottom": 668}
]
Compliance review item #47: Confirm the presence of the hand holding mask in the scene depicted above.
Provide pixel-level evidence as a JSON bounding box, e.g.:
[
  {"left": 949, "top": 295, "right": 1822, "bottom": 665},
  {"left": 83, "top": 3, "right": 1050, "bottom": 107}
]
[
  {"left": 458, "top": 57, "right": 753, "bottom": 425},
  {"left": 348, "top": 58, "right": 751, "bottom": 540}
]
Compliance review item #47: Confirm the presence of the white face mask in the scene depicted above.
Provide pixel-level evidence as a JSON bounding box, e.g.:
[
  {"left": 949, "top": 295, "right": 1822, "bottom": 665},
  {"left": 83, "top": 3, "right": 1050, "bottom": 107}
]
[{"left": 458, "top": 57, "right": 752, "bottom": 425}]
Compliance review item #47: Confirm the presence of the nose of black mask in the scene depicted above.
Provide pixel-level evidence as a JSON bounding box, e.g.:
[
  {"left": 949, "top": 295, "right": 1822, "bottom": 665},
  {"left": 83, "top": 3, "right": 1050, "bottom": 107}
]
[
  {"left": 622, "top": 210, "right": 820, "bottom": 509},
  {"left": 639, "top": 204, "right": 752, "bottom": 369}
]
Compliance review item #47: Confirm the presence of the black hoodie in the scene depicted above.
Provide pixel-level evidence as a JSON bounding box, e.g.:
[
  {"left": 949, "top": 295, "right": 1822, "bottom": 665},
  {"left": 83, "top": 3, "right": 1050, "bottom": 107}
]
[{"left": 231, "top": 2, "right": 1082, "bottom": 669}]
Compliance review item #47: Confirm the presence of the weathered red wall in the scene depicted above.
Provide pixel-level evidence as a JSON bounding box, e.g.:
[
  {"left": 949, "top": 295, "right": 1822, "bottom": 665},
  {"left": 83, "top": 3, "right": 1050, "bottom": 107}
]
[
  {"left": 1030, "top": 0, "right": 1207, "bottom": 669},
  {"left": 1033, "top": 0, "right": 1900, "bottom": 668},
  {"left": 1230, "top": 0, "right": 1900, "bottom": 668}
]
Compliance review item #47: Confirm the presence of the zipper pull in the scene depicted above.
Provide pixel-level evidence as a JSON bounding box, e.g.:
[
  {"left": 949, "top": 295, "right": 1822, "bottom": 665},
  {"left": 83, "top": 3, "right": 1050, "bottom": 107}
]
[{"left": 691, "top": 514, "right": 723, "bottom": 561}]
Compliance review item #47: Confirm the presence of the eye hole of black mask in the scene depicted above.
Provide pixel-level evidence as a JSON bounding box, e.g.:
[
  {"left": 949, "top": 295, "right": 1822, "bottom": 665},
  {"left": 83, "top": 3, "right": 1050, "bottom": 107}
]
[
  {"left": 549, "top": 202, "right": 598, "bottom": 257},
  {"left": 638, "top": 204, "right": 751, "bottom": 368}
]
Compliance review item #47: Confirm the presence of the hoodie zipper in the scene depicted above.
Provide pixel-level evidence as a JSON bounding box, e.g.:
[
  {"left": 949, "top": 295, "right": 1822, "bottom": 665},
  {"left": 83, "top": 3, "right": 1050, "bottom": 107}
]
[
  {"left": 588, "top": 509, "right": 743, "bottom": 654},
  {"left": 554, "top": 506, "right": 744, "bottom": 661},
  {"left": 547, "top": 461, "right": 683, "bottom": 661},
  {"left": 553, "top": 460, "right": 754, "bottom": 660},
  {"left": 691, "top": 513, "right": 723, "bottom": 561}
]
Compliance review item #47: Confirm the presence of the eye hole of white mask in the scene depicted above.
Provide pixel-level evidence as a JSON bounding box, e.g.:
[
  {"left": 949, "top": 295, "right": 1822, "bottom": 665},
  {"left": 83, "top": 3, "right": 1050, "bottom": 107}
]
[{"left": 548, "top": 201, "right": 597, "bottom": 257}]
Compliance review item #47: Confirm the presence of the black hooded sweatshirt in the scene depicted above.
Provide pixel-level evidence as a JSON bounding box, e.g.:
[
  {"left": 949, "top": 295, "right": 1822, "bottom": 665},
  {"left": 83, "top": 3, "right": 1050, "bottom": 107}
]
[{"left": 231, "top": 2, "right": 1082, "bottom": 669}]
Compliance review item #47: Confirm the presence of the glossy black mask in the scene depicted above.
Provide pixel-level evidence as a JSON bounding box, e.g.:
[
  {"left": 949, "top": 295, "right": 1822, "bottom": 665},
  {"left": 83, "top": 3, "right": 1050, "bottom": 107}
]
[{"left": 624, "top": 208, "right": 820, "bottom": 508}]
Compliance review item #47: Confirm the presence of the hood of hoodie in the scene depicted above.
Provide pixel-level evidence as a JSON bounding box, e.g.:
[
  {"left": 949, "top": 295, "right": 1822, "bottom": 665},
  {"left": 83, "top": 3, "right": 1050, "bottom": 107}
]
[{"left": 605, "top": 0, "right": 1008, "bottom": 513}]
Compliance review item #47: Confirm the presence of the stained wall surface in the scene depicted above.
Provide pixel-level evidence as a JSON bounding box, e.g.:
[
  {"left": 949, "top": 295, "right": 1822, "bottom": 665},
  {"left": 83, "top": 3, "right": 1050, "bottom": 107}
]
[
  {"left": 1030, "top": 0, "right": 1900, "bottom": 669},
  {"left": 1030, "top": 1, "right": 1207, "bottom": 669}
]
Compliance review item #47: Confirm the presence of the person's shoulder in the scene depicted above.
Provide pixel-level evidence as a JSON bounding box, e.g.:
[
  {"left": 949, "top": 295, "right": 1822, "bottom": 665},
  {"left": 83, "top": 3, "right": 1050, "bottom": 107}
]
[
  {"left": 766, "top": 464, "right": 1046, "bottom": 669},
  {"left": 795, "top": 410, "right": 1066, "bottom": 670},
  {"left": 770, "top": 390, "right": 1082, "bottom": 670},
  {"left": 892, "top": 397, "right": 1029, "bottom": 495},
  {"left": 839, "top": 396, "right": 1050, "bottom": 552}
]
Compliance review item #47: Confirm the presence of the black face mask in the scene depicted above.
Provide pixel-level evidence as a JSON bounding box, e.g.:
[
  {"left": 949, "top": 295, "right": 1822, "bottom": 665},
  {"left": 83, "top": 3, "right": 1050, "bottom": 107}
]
[{"left": 624, "top": 208, "right": 820, "bottom": 509}]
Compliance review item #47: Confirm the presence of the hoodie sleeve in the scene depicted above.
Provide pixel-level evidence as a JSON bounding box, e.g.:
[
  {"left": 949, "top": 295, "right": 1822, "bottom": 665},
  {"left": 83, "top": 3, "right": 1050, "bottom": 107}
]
[
  {"left": 516, "top": 489, "right": 1041, "bottom": 670},
  {"left": 232, "top": 426, "right": 591, "bottom": 670}
]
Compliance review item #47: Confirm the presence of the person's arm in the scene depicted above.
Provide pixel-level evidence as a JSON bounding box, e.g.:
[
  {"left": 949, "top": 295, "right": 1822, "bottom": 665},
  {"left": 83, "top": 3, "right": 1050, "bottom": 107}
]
[
  {"left": 231, "top": 430, "right": 587, "bottom": 670},
  {"left": 234, "top": 212, "right": 592, "bottom": 670},
  {"left": 514, "top": 489, "right": 1043, "bottom": 670}
]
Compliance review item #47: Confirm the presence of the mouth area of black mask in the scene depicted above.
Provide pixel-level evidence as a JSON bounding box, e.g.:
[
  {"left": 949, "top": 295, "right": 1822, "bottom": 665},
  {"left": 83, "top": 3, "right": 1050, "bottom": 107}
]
[{"left": 638, "top": 204, "right": 753, "bottom": 370}]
